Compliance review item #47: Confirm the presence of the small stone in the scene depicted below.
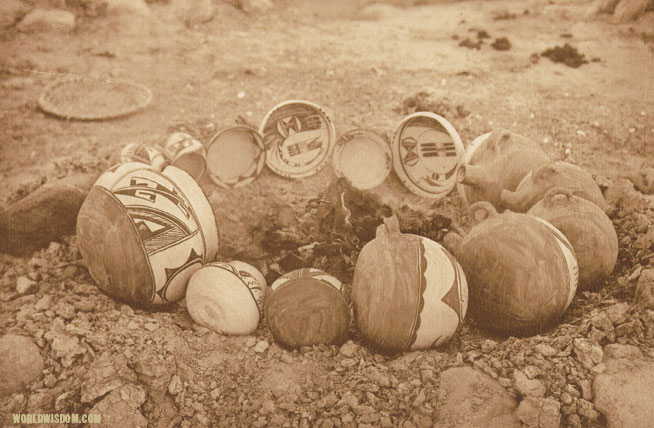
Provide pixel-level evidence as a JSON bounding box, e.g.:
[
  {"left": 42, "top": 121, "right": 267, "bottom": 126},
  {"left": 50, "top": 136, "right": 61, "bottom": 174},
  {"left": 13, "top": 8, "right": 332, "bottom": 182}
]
[
  {"left": 337, "top": 391, "right": 358, "bottom": 409},
  {"left": 564, "top": 384, "right": 580, "bottom": 398},
  {"left": 89, "top": 383, "right": 147, "bottom": 428},
  {"left": 560, "top": 392, "right": 573, "bottom": 405},
  {"left": 144, "top": 322, "right": 159, "bottom": 332},
  {"left": 516, "top": 397, "right": 561, "bottom": 428},
  {"left": 34, "top": 295, "right": 53, "bottom": 311},
  {"left": 615, "top": 321, "right": 635, "bottom": 337},
  {"left": 577, "top": 379, "right": 592, "bottom": 400},
  {"left": 254, "top": 340, "right": 269, "bottom": 353},
  {"left": 339, "top": 341, "right": 358, "bottom": 358},
  {"left": 524, "top": 365, "right": 540, "bottom": 379},
  {"left": 576, "top": 398, "right": 599, "bottom": 421},
  {"left": 81, "top": 353, "right": 136, "bottom": 403},
  {"left": 481, "top": 340, "right": 497, "bottom": 353},
  {"left": 340, "top": 358, "right": 357, "bottom": 369},
  {"left": 634, "top": 229, "right": 654, "bottom": 250},
  {"left": 127, "top": 321, "right": 139, "bottom": 330},
  {"left": 245, "top": 337, "right": 257, "bottom": 348},
  {"left": 606, "top": 303, "right": 630, "bottom": 324},
  {"left": 259, "top": 399, "right": 275, "bottom": 414},
  {"left": 514, "top": 369, "right": 546, "bottom": 397},
  {"left": 74, "top": 299, "right": 96, "bottom": 313},
  {"left": 17, "top": 8, "right": 75, "bottom": 33},
  {"left": 635, "top": 269, "right": 654, "bottom": 309},
  {"left": 590, "top": 311, "right": 615, "bottom": 333},
  {"left": 168, "top": 375, "right": 183, "bottom": 395},
  {"left": 0, "top": 335, "right": 44, "bottom": 395},
  {"left": 16, "top": 276, "right": 38, "bottom": 294},
  {"left": 534, "top": 343, "right": 556, "bottom": 358},
  {"left": 567, "top": 413, "right": 582, "bottom": 428},
  {"left": 495, "top": 376, "right": 512, "bottom": 390},
  {"left": 603, "top": 343, "right": 643, "bottom": 360},
  {"left": 573, "top": 338, "right": 603, "bottom": 370},
  {"left": 210, "top": 388, "right": 221, "bottom": 399},
  {"left": 47, "top": 331, "right": 84, "bottom": 367}
]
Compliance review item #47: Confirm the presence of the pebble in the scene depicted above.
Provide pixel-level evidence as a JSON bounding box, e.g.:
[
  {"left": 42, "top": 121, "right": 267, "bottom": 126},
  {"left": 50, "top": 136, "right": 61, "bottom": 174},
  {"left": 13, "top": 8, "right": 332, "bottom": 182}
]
[
  {"left": 339, "top": 341, "right": 358, "bottom": 358},
  {"left": 516, "top": 397, "right": 561, "bottom": 428},
  {"left": 0, "top": 334, "right": 44, "bottom": 395},
  {"left": 480, "top": 339, "right": 497, "bottom": 353},
  {"left": 16, "top": 276, "right": 38, "bottom": 294},
  {"left": 513, "top": 369, "right": 546, "bottom": 397},
  {"left": 127, "top": 321, "right": 139, "bottom": 330},
  {"left": 254, "top": 340, "right": 269, "bottom": 353},
  {"left": 245, "top": 337, "right": 257, "bottom": 348},
  {"left": 603, "top": 343, "right": 643, "bottom": 359},
  {"left": 168, "top": 375, "right": 183, "bottom": 395},
  {"left": 576, "top": 398, "right": 600, "bottom": 421},
  {"left": 573, "top": 338, "right": 603, "bottom": 370},
  {"left": 577, "top": 379, "right": 592, "bottom": 400},
  {"left": 635, "top": 269, "right": 654, "bottom": 309},
  {"left": 144, "top": 322, "right": 159, "bottom": 332},
  {"left": 534, "top": 343, "right": 556, "bottom": 357}
]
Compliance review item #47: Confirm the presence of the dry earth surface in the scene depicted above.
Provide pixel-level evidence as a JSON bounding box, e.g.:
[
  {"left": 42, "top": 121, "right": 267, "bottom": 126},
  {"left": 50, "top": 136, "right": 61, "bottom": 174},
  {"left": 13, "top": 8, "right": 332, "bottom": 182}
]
[{"left": 1, "top": 0, "right": 654, "bottom": 427}]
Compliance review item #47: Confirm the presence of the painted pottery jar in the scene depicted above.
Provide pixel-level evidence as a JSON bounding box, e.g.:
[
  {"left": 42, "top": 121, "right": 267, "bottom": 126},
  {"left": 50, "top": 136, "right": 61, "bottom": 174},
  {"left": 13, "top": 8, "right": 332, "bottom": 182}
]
[
  {"left": 265, "top": 268, "right": 350, "bottom": 348},
  {"left": 456, "top": 128, "right": 550, "bottom": 207},
  {"left": 455, "top": 202, "right": 578, "bottom": 335},
  {"left": 351, "top": 216, "right": 468, "bottom": 355},
  {"left": 528, "top": 188, "right": 618, "bottom": 291},
  {"left": 186, "top": 261, "right": 266, "bottom": 335},
  {"left": 500, "top": 161, "right": 606, "bottom": 213},
  {"left": 77, "top": 162, "right": 219, "bottom": 307}
]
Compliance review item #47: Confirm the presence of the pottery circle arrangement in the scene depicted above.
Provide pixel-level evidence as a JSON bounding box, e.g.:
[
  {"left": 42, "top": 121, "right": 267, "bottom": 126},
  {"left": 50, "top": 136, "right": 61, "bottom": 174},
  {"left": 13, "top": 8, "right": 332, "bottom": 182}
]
[{"left": 75, "top": 98, "right": 617, "bottom": 353}]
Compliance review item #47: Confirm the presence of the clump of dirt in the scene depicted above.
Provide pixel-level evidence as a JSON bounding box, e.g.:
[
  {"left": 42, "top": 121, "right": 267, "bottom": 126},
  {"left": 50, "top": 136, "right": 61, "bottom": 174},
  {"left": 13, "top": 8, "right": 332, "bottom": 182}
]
[
  {"left": 491, "top": 37, "right": 511, "bottom": 51},
  {"left": 459, "top": 38, "right": 482, "bottom": 50},
  {"left": 476, "top": 30, "right": 490, "bottom": 39},
  {"left": 541, "top": 43, "right": 589, "bottom": 68},
  {"left": 399, "top": 91, "right": 470, "bottom": 118}
]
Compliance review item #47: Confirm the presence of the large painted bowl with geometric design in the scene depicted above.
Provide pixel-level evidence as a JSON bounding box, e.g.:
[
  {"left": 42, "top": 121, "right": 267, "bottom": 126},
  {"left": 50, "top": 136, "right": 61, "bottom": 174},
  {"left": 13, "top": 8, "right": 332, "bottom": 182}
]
[{"left": 77, "top": 162, "right": 219, "bottom": 307}]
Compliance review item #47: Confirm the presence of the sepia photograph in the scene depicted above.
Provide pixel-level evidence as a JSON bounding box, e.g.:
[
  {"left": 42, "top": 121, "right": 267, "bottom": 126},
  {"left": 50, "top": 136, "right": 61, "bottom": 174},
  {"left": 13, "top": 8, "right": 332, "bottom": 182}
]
[{"left": 0, "top": 0, "right": 653, "bottom": 426}]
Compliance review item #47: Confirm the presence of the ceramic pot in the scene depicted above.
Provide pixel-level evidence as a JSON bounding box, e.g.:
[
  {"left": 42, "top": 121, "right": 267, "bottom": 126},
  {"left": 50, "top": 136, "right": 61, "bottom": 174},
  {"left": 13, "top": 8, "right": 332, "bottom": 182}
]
[
  {"left": 500, "top": 161, "right": 606, "bottom": 213},
  {"left": 455, "top": 202, "right": 578, "bottom": 335},
  {"left": 528, "top": 188, "right": 618, "bottom": 291},
  {"left": 456, "top": 128, "right": 550, "bottom": 207},
  {"left": 77, "top": 162, "right": 219, "bottom": 307}
]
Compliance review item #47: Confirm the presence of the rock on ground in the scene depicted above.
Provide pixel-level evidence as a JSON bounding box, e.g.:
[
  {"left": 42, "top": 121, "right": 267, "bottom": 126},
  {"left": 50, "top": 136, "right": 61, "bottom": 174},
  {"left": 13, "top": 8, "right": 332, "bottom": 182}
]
[
  {"left": 516, "top": 397, "right": 561, "bottom": 428},
  {"left": 635, "top": 268, "right": 654, "bottom": 309},
  {"left": 90, "top": 383, "right": 147, "bottom": 428},
  {"left": 0, "top": 334, "right": 44, "bottom": 396},
  {"left": 435, "top": 366, "right": 521, "bottom": 427},
  {"left": 81, "top": 353, "right": 137, "bottom": 403},
  {"left": 0, "top": 174, "right": 96, "bottom": 256},
  {"left": 16, "top": 8, "right": 75, "bottom": 33},
  {"left": 593, "top": 353, "right": 654, "bottom": 428}
]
